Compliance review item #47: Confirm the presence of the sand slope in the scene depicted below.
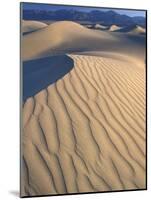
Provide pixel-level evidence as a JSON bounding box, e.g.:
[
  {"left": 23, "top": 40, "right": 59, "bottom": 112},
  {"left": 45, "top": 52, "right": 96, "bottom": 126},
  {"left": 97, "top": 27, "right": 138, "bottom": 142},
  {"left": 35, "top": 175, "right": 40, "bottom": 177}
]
[
  {"left": 22, "top": 21, "right": 117, "bottom": 61},
  {"left": 128, "top": 25, "right": 146, "bottom": 35},
  {"left": 22, "top": 54, "right": 146, "bottom": 196},
  {"left": 22, "top": 21, "right": 145, "bottom": 64},
  {"left": 22, "top": 20, "right": 47, "bottom": 34},
  {"left": 21, "top": 20, "right": 146, "bottom": 197}
]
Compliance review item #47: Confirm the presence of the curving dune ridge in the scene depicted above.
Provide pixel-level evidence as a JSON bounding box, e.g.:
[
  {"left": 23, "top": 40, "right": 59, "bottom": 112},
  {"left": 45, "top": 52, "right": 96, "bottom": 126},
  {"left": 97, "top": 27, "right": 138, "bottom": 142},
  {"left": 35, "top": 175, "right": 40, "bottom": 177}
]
[
  {"left": 22, "top": 21, "right": 145, "bottom": 63},
  {"left": 22, "top": 20, "right": 47, "bottom": 34},
  {"left": 128, "top": 25, "right": 146, "bottom": 35},
  {"left": 21, "top": 20, "right": 146, "bottom": 197}
]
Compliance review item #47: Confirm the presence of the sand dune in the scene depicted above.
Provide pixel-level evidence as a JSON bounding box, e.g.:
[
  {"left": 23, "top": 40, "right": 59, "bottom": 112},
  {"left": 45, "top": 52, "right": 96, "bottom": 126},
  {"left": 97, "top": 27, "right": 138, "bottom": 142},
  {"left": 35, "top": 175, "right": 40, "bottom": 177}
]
[
  {"left": 85, "top": 24, "right": 93, "bottom": 29},
  {"left": 109, "top": 25, "right": 122, "bottom": 32},
  {"left": 21, "top": 20, "right": 146, "bottom": 197},
  {"left": 22, "top": 20, "right": 47, "bottom": 34},
  {"left": 94, "top": 24, "right": 108, "bottom": 30},
  {"left": 128, "top": 25, "right": 146, "bottom": 35},
  {"left": 22, "top": 21, "right": 117, "bottom": 61},
  {"left": 22, "top": 54, "right": 146, "bottom": 196},
  {"left": 22, "top": 21, "right": 145, "bottom": 63},
  {"left": 117, "top": 25, "right": 146, "bottom": 35}
]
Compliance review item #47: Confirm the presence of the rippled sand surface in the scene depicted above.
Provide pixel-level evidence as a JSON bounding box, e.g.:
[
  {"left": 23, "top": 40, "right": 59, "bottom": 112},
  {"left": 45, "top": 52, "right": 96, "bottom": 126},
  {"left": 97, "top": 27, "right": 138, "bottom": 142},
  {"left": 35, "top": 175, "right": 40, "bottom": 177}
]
[{"left": 21, "top": 21, "right": 146, "bottom": 197}]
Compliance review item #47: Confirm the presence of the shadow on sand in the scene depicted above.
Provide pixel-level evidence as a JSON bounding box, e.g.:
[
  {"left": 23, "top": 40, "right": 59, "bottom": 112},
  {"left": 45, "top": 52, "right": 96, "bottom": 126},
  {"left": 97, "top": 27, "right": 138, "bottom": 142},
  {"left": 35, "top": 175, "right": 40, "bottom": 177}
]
[{"left": 23, "top": 55, "right": 74, "bottom": 101}]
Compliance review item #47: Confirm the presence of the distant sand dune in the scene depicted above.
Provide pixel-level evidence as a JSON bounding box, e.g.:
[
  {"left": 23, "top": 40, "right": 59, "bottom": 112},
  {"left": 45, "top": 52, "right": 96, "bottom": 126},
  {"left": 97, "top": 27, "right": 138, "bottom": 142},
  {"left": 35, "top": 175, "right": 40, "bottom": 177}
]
[
  {"left": 22, "top": 54, "right": 146, "bottom": 196},
  {"left": 109, "top": 25, "right": 122, "bottom": 32},
  {"left": 21, "top": 20, "right": 146, "bottom": 197},
  {"left": 94, "top": 24, "right": 108, "bottom": 30},
  {"left": 22, "top": 21, "right": 145, "bottom": 64},
  {"left": 22, "top": 20, "right": 47, "bottom": 34},
  {"left": 22, "top": 21, "right": 117, "bottom": 61},
  {"left": 117, "top": 25, "right": 146, "bottom": 35},
  {"left": 128, "top": 25, "right": 146, "bottom": 35}
]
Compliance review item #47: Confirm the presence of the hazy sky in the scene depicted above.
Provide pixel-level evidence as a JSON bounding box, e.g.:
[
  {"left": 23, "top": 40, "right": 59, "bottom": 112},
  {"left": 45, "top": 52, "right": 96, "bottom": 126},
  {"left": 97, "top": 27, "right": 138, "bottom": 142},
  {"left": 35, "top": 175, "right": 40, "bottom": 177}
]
[{"left": 22, "top": 3, "right": 146, "bottom": 18}]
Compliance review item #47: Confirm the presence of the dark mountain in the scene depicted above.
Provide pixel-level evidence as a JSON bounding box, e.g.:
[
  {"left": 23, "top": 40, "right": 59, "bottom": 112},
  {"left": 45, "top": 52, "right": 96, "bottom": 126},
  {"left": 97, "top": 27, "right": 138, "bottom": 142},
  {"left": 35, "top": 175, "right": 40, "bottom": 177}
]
[
  {"left": 23, "top": 9, "right": 146, "bottom": 26},
  {"left": 132, "top": 16, "right": 146, "bottom": 27}
]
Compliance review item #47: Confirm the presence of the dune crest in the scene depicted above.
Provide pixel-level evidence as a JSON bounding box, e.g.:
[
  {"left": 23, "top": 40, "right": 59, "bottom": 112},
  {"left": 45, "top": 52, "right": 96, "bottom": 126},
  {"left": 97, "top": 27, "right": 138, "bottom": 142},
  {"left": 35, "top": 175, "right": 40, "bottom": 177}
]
[
  {"left": 22, "top": 21, "right": 145, "bottom": 63},
  {"left": 94, "top": 24, "right": 108, "bottom": 30},
  {"left": 22, "top": 20, "right": 47, "bottom": 34},
  {"left": 22, "top": 54, "right": 146, "bottom": 196},
  {"left": 21, "top": 13, "right": 146, "bottom": 197},
  {"left": 117, "top": 24, "right": 146, "bottom": 34},
  {"left": 109, "top": 25, "right": 121, "bottom": 32},
  {"left": 22, "top": 21, "right": 116, "bottom": 61},
  {"left": 128, "top": 25, "right": 146, "bottom": 35}
]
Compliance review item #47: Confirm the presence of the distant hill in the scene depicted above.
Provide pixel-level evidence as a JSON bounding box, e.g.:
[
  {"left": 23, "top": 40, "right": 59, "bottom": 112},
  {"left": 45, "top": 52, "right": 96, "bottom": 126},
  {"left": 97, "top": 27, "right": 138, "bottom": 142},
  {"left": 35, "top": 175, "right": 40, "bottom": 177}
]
[
  {"left": 116, "top": 24, "right": 146, "bottom": 34},
  {"left": 23, "top": 9, "right": 146, "bottom": 27},
  {"left": 109, "top": 25, "right": 122, "bottom": 32},
  {"left": 132, "top": 16, "right": 146, "bottom": 26}
]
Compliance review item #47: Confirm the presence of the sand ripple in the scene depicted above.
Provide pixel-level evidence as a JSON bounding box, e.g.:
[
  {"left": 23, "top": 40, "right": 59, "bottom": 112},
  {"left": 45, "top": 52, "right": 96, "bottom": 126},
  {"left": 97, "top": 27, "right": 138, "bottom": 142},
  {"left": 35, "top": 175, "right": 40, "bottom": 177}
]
[{"left": 21, "top": 55, "right": 146, "bottom": 196}]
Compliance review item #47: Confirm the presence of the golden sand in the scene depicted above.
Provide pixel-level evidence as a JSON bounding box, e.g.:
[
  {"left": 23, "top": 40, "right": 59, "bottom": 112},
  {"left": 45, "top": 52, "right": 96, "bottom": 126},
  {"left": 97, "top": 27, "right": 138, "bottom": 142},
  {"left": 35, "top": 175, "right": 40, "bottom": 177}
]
[{"left": 21, "top": 21, "right": 146, "bottom": 196}]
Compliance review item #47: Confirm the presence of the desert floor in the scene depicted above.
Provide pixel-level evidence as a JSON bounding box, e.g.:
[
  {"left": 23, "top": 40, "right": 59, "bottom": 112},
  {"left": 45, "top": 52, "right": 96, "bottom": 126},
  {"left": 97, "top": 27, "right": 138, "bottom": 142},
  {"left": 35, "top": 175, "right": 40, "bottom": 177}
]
[{"left": 21, "top": 20, "right": 146, "bottom": 197}]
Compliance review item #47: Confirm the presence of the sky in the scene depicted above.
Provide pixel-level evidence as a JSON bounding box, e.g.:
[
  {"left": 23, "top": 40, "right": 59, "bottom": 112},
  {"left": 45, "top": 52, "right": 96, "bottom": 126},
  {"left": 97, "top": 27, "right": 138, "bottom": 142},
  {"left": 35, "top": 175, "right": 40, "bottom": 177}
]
[{"left": 22, "top": 3, "right": 146, "bottom": 18}]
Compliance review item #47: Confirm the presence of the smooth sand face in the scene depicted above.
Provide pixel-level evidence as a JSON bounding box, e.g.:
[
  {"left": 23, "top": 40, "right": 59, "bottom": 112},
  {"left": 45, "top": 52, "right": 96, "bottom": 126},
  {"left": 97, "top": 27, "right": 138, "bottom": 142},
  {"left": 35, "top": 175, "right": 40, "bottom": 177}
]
[
  {"left": 22, "top": 21, "right": 118, "bottom": 61},
  {"left": 22, "top": 21, "right": 145, "bottom": 64},
  {"left": 22, "top": 20, "right": 47, "bottom": 34},
  {"left": 21, "top": 20, "right": 146, "bottom": 197}
]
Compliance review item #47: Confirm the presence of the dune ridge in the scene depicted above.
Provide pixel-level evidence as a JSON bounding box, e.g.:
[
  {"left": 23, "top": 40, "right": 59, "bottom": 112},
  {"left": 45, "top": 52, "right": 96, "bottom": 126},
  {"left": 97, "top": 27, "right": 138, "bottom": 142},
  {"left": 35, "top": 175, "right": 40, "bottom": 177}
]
[
  {"left": 117, "top": 24, "right": 146, "bottom": 35},
  {"left": 22, "top": 53, "right": 146, "bottom": 196},
  {"left": 21, "top": 19, "right": 146, "bottom": 197},
  {"left": 94, "top": 24, "right": 108, "bottom": 30},
  {"left": 22, "top": 21, "right": 145, "bottom": 62},
  {"left": 128, "top": 25, "right": 146, "bottom": 35},
  {"left": 22, "top": 20, "right": 47, "bottom": 34},
  {"left": 109, "top": 25, "right": 122, "bottom": 32}
]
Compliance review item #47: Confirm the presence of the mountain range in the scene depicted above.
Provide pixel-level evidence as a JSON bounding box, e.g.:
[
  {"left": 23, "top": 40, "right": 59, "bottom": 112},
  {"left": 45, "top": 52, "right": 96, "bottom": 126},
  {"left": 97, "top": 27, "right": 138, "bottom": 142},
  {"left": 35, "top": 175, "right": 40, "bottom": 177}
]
[{"left": 23, "top": 9, "right": 146, "bottom": 27}]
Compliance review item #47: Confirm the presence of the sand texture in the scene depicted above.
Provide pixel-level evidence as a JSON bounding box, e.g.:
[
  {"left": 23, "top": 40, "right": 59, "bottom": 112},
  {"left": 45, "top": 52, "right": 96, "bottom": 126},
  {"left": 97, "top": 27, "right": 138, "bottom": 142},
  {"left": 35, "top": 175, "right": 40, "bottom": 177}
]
[
  {"left": 22, "top": 20, "right": 47, "bottom": 34},
  {"left": 21, "top": 20, "right": 146, "bottom": 197}
]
